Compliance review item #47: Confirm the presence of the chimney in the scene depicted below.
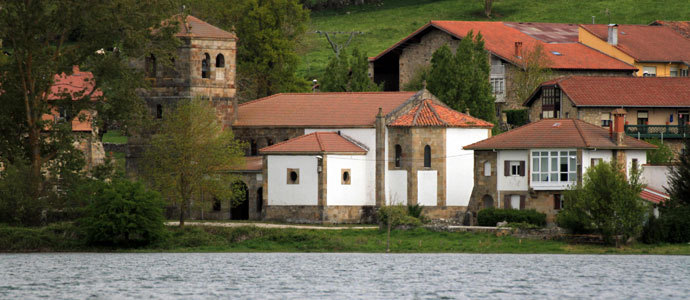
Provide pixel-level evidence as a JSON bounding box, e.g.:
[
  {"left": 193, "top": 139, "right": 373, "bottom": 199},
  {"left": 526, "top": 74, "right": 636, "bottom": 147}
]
[
  {"left": 612, "top": 108, "right": 626, "bottom": 146},
  {"left": 465, "top": 108, "right": 471, "bottom": 116},
  {"left": 514, "top": 42, "right": 523, "bottom": 57},
  {"left": 607, "top": 24, "right": 618, "bottom": 46}
]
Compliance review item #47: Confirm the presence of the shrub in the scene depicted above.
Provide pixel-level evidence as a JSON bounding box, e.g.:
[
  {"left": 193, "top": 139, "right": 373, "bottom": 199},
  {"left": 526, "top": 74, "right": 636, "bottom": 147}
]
[
  {"left": 477, "top": 208, "right": 546, "bottom": 227},
  {"left": 80, "top": 180, "right": 167, "bottom": 247},
  {"left": 645, "top": 139, "right": 674, "bottom": 164},
  {"left": 641, "top": 214, "right": 665, "bottom": 244},
  {"left": 0, "top": 161, "right": 44, "bottom": 226},
  {"left": 378, "top": 205, "right": 422, "bottom": 229},
  {"left": 556, "top": 205, "right": 594, "bottom": 234},
  {"left": 505, "top": 109, "right": 529, "bottom": 126}
]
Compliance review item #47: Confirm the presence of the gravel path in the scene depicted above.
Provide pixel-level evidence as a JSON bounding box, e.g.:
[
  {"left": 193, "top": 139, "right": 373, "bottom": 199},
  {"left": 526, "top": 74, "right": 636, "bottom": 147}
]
[{"left": 165, "top": 221, "right": 377, "bottom": 230}]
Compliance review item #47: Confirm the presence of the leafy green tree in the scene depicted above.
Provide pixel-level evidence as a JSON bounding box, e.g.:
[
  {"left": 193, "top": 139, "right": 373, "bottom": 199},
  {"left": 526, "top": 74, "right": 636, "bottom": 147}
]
[
  {"left": 186, "top": 0, "right": 311, "bottom": 100},
  {"left": 557, "top": 161, "right": 647, "bottom": 245},
  {"left": 81, "top": 180, "right": 167, "bottom": 247},
  {"left": 320, "top": 47, "right": 379, "bottom": 92},
  {"left": 0, "top": 1, "right": 179, "bottom": 204},
  {"left": 508, "top": 43, "right": 552, "bottom": 109},
  {"left": 645, "top": 139, "right": 674, "bottom": 164},
  {"left": 427, "top": 32, "right": 497, "bottom": 128},
  {"left": 666, "top": 138, "right": 690, "bottom": 207},
  {"left": 142, "top": 98, "right": 245, "bottom": 227}
]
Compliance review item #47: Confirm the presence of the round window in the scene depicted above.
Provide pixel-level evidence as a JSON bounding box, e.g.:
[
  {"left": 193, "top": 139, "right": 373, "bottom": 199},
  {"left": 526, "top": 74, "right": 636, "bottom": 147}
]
[
  {"left": 290, "top": 171, "right": 298, "bottom": 182},
  {"left": 343, "top": 171, "right": 350, "bottom": 182}
]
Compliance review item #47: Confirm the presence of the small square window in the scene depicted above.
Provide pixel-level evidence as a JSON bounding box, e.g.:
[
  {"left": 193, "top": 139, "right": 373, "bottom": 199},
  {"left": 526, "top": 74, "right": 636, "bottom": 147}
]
[
  {"left": 287, "top": 168, "right": 299, "bottom": 184},
  {"left": 509, "top": 161, "right": 522, "bottom": 176},
  {"left": 341, "top": 169, "right": 351, "bottom": 185}
]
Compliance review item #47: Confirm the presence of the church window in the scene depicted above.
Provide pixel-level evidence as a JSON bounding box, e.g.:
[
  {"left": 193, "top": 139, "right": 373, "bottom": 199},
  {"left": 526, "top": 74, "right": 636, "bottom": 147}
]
[
  {"left": 287, "top": 168, "right": 299, "bottom": 184},
  {"left": 202, "top": 53, "right": 211, "bottom": 79},
  {"left": 156, "top": 104, "right": 163, "bottom": 119},
  {"left": 424, "top": 145, "right": 431, "bottom": 168},
  {"left": 216, "top": 54, "right": 225, "bottom": 68},
  {"left": 341, "top": 169, "right": 351, "bottom": 185},
  {"left": 395, "top": 144, "right": 402, "bottom": 167}
]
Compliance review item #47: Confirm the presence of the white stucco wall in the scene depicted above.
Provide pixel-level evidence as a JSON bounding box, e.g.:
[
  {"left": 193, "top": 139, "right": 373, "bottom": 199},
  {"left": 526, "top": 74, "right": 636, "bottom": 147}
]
[
  {"left": 387, "top": 170, "right": 408, "bottom": 205},
  {"left": 641, "top": 165, "right": 672, "bottom": 191},
  {"left": 305, "top": 128, "right": 376, "bottom": 205},
  {"left": 326, "top": 155, "right": 368, "bottom": 206},
  {"left": 497, "top": 150, "right": 529, "bottom": 192},
  {"left": 582, "top": 149, "right": 613, "bottom": 174},
  {"left": 626, "top": 150, "right": 647, "bottom": 178},
  {"left": 266, "top": 155, "right": 318, "bottom": 206},
  {"left": 446, "top": 128, "right": 490, "bottom": 206},
  {"left": 417, "top": 170, "right": 438, "bottom": 206}
]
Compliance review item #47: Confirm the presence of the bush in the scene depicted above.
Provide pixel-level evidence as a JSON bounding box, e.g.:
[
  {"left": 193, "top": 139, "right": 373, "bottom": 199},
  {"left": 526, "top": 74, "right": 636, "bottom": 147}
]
[
  {"left": 80, "top": 180, "right": 167, "bottom": 247},
  {"left": 378, "top": 205, "right": 422, "bottom": 229},
  {"left": 641, "top": 214, "right": 665, "bottom": 244},
  {"left": 556, "top": 198, "right": 594, "bottom": 234},
  {"left": 0, "top": 161, "right": 44, "bottom": 226},
  {"left": 645, "top": 139, "right": 674, "bottom": 164},
  {"left": 477, "top": 208, "right": 546, "bottom": 227},
  {"left": 505, "top": 109, "right": 529, "bottom": 126}
]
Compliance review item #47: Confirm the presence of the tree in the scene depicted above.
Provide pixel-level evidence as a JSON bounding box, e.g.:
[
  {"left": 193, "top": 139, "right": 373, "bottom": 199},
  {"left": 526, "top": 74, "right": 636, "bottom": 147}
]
[
  {"left": 666, "top": 138, "right": 690, "bottom": 207},
  {"left": 321, "top": 47, "right": 380, "bottom": 92},
  {"left": 142, "top": 98, "right": 245, "bottom": 227},
  {"left": 427, "top": 31, "right": 497, "bottom": 127},
  {"left": 0, "top": 1, "right": 179, "bottom": 205},
  {"left": 508, "top": 43, "right": 552, "bottom": 109},
  {"left": 645, "top": 139, "right": 674, "bottom": 164},
  {"left": 186, "top": 0, "right": 311, "bottom": 100},
  {"left": 481, "top": 0, "right": 496, "bottom": 18},
  {"left": 557, "top": 161, "right": 647, "bottom": 245}
]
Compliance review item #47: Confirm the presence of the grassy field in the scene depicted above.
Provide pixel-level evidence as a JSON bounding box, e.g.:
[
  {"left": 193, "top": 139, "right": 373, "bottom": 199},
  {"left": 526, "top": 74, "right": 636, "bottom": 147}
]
[
  {"left": 102, "top": 130, "right": 127, "bottom": 144},
  {"left": 2, "top": 223, "right": 689, "bottom": 254},
  {"left": 301, "top": 0, "right": 690, "bottom": 78}
]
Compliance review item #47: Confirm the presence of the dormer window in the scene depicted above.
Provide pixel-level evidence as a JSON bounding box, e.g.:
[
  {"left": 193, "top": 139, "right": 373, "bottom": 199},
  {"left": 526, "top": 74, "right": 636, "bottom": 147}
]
[{"left": 202, "top": 53, "right": 210, "bottom": 79}]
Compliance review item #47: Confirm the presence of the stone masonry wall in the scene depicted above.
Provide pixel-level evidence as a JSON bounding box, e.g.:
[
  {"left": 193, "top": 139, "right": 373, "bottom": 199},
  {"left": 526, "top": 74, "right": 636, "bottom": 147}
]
[
  {"left": 398, "top": 28, "right": 460, "bottom": 89},
  {"left": 467, "top": 150, "right": 498, "bottom": 217}
]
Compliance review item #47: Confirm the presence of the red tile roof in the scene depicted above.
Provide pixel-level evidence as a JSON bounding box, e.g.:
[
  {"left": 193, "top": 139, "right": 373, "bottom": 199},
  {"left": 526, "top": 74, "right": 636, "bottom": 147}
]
[
  {"left": 464, "top": 119, "right": 656, "bottom": 150},
  {"left": 526, "top": 76, "right": 690, "bottom": 107},
  {"left": 174, "top": 15, "right": 236, "bottom": 40},
  {"left": 640, "top": 187, "right": 670, "bottom": 204},
  {"left": 650, "top": 20, "right": 690, "bottom": 39},
  {"left": 233, "top": 92, "right": 416, "bottom": 127},
  {"left": 44, "top": 67, "right": 101, "bottom": 132},
  {"left": 389, "top": 99, "right": 493, "bottom": 128},
  {"left": 259, "top": 132, "right": 368, "bottom": 154},
  {"left": 504, "top": 22, "right": 579, "bottom": 43},
  {"left": 371, "top": 21, "right": 635, "bottom": 71},
  {"left": 580, "top": 24, "right": 690, "bottom": 63}
]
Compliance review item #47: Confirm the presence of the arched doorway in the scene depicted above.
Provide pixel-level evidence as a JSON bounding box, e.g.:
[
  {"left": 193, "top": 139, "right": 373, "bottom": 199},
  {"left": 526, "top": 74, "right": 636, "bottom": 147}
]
[
  {"left": 483, "top": 195, "right": 494, "bottom": 209},
  {"left": 256, "top": 187, "right": 263, "bottom": 214},
  {"left": 230, "top": 181, "right": 249, "bottom": 220}
]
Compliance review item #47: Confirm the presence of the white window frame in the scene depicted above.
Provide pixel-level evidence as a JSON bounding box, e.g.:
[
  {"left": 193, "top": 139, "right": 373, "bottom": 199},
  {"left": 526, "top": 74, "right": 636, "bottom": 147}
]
[
  {"left": 530, "top": 149, "right": 578, "bottom": 190},
  {"left": 643, "top": 66, "right": 657, "bottom": 77},
  {"left": 509, "top": 161, "right": 521, "bottom": 176}
]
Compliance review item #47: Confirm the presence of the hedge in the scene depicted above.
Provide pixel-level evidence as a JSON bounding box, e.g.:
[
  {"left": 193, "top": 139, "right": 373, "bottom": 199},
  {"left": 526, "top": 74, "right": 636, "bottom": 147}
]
[
  {"left": 505, "top": 109, "right": 529, "bottom": 126},
  {"left": 477, "top": 208, "right": 547, "bottom": 227}
]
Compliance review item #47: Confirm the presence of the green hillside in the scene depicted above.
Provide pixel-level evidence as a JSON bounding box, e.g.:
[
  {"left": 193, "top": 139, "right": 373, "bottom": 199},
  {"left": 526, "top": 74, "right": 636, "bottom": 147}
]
[{"left": 300, "top": 0, "right": 690, "bottom": 79}]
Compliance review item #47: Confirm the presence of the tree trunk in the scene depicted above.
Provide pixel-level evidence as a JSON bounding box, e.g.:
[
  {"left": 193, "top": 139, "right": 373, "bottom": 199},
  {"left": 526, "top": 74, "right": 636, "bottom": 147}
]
[{"left": 386, "top": 217, "right": 391, "bottom": 253}]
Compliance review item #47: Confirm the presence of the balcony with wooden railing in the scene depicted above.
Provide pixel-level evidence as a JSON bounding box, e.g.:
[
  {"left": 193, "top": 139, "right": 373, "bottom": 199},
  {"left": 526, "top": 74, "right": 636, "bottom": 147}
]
[{"left": 625, "top": 124, "right": 690, "bottom": 139}]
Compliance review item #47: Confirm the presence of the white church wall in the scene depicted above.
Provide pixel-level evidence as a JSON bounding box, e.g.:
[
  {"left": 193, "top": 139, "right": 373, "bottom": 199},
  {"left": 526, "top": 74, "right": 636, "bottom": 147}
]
[
  {"left": 446, "top": 128, "right": 489, "bottom": 206},
  {"left": 305, "top": 128, "right": 376, "bottom": 205},
  {"left": 497, "top": 150, "right": 529, "bottom": 192},
  {"left": 417, "top": 170, "right": 438, "bottom": 206},
  {"left": 327, "top": 155, "right": 368, "bottom": 206},
  {"left": 387, "top": 170, "right": 407, "bottom": 205},
  {"left": 267, "top": 155, "right": 318, "bottom": 206}
]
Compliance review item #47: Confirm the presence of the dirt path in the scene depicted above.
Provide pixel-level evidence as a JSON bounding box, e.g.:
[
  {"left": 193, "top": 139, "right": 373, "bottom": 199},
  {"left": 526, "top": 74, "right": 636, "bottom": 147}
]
[{"left": 165, "top": 221, "right": 377, "bottom": 230}]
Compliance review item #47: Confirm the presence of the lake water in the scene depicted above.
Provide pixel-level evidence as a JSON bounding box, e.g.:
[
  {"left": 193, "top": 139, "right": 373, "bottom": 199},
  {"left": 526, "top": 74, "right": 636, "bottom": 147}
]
[{"left": 1, "top": 253, "right": 688, "bottom": 299}]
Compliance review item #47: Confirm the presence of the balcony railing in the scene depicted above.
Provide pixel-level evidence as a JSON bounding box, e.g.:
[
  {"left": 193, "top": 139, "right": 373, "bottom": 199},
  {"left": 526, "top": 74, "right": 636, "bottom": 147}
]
[{"left": 625, "top": 124, "right": 690, "bottom": 139}]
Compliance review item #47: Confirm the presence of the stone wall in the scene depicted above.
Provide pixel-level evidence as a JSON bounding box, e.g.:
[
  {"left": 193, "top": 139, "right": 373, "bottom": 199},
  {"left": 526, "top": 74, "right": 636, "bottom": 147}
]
[
  {"left": 467, "top": 150, "right": 498, "bottom": 218},
  {"left": 398, "top": 28, "right": 460, "bottom": 90},
  {"left": 263, "top": 205, "right": 376, "bottom": 224}
]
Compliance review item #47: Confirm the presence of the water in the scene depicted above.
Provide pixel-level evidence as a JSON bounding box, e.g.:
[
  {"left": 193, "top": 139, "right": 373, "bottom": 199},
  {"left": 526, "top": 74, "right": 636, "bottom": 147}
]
[{"left": 1, "top": 253, "right": 688, "bottom": 299}]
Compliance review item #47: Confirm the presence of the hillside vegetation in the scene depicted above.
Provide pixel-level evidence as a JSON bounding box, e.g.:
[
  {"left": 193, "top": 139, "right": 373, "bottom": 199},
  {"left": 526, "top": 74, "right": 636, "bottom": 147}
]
[{"left": 301, "top": 0, "right": 690, "bottom": 78}]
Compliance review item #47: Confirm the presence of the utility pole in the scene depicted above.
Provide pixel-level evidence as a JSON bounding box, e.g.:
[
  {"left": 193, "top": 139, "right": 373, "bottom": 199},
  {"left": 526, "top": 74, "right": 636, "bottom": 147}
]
[{"left": 315, "top": 31, "right": 364, "bottom": 57}]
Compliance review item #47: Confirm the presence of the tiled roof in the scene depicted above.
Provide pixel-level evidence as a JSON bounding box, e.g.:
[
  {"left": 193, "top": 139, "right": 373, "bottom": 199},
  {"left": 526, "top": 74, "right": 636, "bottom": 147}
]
[
  {"left": 174, "top": 15, "right": 236, "bottom": 40},
  {"left": 464, "top": 119, "right": 656, "bottom": 150},
  {"left": 504, "top": 22, "right": 579, "bottom": 43},
  {"left": 580, "top": 24, "right": 690, "bottom": 63},
  {"left": 526, "top": 76, "right": 690, "bottom": 107},
  {"left": 650, "top": 20, "right": 690, "bottom": 39},
  {"left": 45, "top": 66, "right": 100, "bottom": 132},
  {"left": 233, "top": 92, "right": 416, "bottom": 127},
  {"left": 370, "top": 21, "right": 635, "bottom": 71},
  {"left": 229, "top": 156, "right": 263, "bottom": 172},
  {"left": 640, "top": 187, "right": 670, "bottom": 204},
  {"left": 259, "top": 132, "right": 367, "bottom": 154},
  {"left": 389, "top": 99, "right": 493, "bottom": 128}
]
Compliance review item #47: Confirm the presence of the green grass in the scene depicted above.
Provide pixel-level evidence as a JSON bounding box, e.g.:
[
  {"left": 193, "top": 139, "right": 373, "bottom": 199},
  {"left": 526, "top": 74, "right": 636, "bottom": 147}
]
[
  {"left": 2, "top": 223, "right": 689, "bottom": 254},
  {"left": 301, "top": 0, "right": 690, "bottom": 78},
  {"left": 102, "top": 130, "right": 127, "bottom": 144}
]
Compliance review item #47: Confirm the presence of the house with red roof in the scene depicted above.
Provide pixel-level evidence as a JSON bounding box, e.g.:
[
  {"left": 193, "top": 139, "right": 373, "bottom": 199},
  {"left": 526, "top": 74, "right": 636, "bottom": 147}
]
[
  {"left": 368, "top": 21, "right": 636, "bottom": 113},
  {"left": 523, "top": 76, "right": 690, "bottom": 155},
  {"left": 229, "top": 89, "right": 494, "bottom": 223},
  {"left": 464, "top": 115, "right": 655, "bottom": 223}
]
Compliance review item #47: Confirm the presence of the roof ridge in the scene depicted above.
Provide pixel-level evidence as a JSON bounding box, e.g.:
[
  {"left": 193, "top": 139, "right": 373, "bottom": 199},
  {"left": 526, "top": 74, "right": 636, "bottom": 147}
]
[
  {"left": 571, "top": 119, "right": 590, "bottom": 147},
  {"left": 426, "top": 100, "right": 448, "bottom": 126},
  {"left": 411, "top": 102, "right": 423, "bottom": 125},
  {"left": 259, "top": 132, "right": 314, "bottom": 152},
  {"left": 315, "top": 132, "right": 325, "bottom": 152}
]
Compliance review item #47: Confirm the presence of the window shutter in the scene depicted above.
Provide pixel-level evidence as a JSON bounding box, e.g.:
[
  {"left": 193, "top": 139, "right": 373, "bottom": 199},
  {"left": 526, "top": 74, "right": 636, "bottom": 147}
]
[
  {"left": 519, "top": 195, "right": 526, "bottom": 210},
  {"left": 554, "top": 194, "right": 561, "bottom": 210},
  {"left": 519, "top": 161, "right": 526, "bottom": 176},
  {"left": 504, "top": 195, "right": 510, "bottom": 209},
  {"left": 504, "top": 160, "right": 510, "bottom": 176}
]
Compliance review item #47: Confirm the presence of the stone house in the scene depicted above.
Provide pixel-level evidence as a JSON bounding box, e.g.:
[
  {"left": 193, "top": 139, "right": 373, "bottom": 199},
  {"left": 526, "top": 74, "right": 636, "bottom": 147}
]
[
  {"left": 579, "top": 24, "right": 690, "bottom": 77},
  {"left": 523, "top": 76, "right": 690, "bottom": 155},
  {"left": 230, "top": 89, "right": 494, "bottom": 223},
  {"left": 368, "top": 21, "right": 636, "bottom": 113},
  {"left": 464, "top": 114, "right": 656, "bottom": 223}
]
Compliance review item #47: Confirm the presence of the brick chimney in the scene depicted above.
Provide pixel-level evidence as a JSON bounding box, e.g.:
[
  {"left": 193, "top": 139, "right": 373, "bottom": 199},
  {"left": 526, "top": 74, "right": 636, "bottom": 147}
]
[
  {"left": 607, "top": 24, "right": 618, "bottom": 46},
  {"left": 514, "top": 42, "right": 523, "bottom": 57},
  {"left": 612, "top": 108, "right": 626, "bottom": 146}
]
